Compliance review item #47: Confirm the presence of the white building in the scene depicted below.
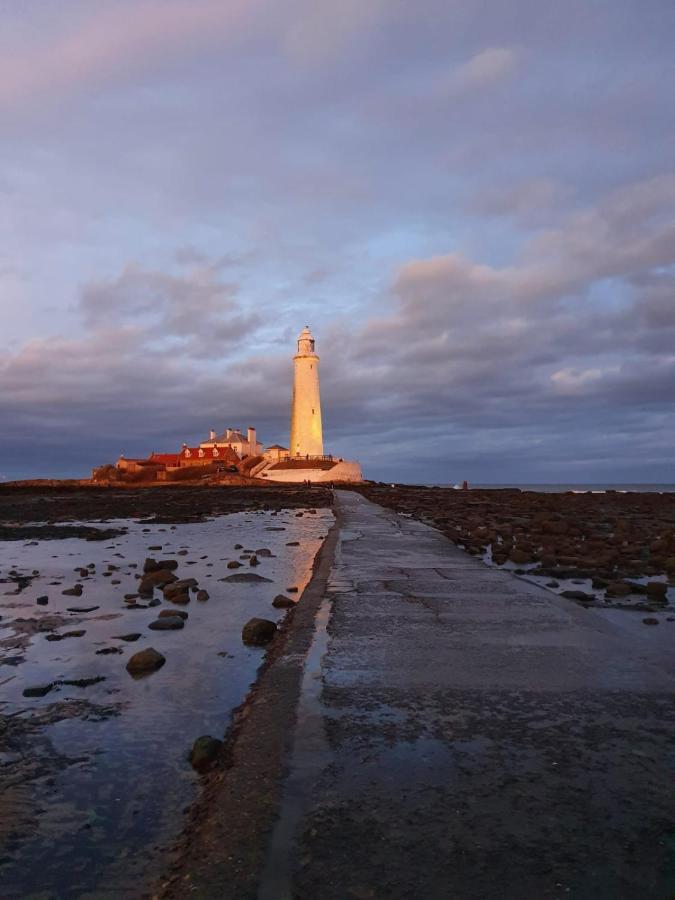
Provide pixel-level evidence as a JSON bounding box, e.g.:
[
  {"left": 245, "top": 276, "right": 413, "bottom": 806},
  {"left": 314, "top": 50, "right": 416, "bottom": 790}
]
[{"left": 200, "top": 427, "right": 263, "bottom": 459}]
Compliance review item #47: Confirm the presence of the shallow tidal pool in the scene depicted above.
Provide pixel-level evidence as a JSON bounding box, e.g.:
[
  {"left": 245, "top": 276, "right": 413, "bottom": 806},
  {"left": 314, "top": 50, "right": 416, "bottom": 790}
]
[{"left": 0, "top": 506, "right": 332, "bottom": 899}]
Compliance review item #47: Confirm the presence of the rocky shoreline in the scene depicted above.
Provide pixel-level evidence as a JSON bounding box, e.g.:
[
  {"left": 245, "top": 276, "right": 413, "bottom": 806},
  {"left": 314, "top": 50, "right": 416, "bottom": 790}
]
[
  {"left": 0, "top": 483, "right": 333, "bottom": 525},
  {"left": 352, "top": 484, "right": 675, "bottom": 612}
]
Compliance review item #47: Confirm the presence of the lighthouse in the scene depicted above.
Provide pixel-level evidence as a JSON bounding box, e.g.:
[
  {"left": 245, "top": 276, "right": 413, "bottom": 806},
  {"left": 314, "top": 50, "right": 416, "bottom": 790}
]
[{"left": 290, "top": 325, "right": 324, "bottom": 457}]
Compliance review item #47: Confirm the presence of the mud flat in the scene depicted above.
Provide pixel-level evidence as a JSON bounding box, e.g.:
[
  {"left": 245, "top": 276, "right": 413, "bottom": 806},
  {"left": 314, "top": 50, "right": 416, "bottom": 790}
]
[
  {"left": 0, "top": 494, "right": 332, "bottom": 898},
  {"left": 352, "top": 483, "right": 675, "bottom": 614}
]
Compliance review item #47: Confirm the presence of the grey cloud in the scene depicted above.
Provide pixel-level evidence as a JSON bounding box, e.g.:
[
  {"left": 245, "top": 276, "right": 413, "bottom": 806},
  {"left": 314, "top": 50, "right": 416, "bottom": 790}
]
[{"left": 79, "top": 264, "right": 259, "bottom": 357}]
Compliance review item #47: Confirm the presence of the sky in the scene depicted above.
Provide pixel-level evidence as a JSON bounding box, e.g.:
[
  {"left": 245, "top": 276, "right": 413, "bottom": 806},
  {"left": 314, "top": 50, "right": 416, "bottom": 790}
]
[{"left": 1, "top": 0, "right": 674, "bottom": 484}]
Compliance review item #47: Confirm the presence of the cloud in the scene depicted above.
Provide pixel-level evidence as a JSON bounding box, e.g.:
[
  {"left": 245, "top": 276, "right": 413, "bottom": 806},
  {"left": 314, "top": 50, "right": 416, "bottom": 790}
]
[
  {"left": 440, "top": 47, "right": 519, "bottom": 96},
  {"left": 0, "top": 1, "right": 255, "bottom": 110},
  {"left": 1, "top": 1, "right": 675, "bottom": 481},
  {"left": 78, "top": 263, "right": 259, "bottom": 358}
]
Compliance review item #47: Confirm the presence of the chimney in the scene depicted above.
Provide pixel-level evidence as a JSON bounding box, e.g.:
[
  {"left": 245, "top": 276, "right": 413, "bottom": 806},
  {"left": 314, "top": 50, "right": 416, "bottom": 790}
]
[
  {"left": 225, "top": 428, "right": 233, "bottom": 440},
  {"left": 247, "top": 426, "right": 256, "bottom": 448},
  {"left": 209, "top": 428, "right": 216, "bottom": 441}
]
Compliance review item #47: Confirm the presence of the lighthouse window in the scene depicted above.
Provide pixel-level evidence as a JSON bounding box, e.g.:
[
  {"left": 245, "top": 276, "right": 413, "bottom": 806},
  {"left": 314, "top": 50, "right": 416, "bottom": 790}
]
[{"left": 312, "top": 408, "right": 315, "bottom": 414}]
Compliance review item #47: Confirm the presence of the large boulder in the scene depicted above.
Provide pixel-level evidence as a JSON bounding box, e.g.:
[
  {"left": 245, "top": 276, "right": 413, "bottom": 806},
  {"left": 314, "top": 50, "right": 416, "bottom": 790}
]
[
  {"left": 272, "top": 594, "right": 294, "bottom": 608},
  {"left": 242, "top": 618, "right": 277, "bottom": 645},
  {"left": 126, "top": 647, "right": 166, "bottom": 674}
]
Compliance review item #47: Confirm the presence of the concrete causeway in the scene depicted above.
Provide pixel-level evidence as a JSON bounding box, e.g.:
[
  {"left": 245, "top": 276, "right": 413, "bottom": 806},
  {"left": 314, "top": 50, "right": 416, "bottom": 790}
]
[{"left": 275, "top": 490, "right": 675, "bottom": 899}]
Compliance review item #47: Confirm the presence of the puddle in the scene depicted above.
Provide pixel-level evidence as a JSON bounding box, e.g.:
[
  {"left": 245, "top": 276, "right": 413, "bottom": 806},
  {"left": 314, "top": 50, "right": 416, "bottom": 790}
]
[{"left": 0, "top": 508, "right": 332, "bottom": 898}]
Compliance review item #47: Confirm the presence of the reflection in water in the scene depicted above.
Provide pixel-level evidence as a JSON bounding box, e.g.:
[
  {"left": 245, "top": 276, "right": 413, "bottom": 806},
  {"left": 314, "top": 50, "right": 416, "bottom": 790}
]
[{"left": 0, "top": 508, "right": 332, "bottom": 898}]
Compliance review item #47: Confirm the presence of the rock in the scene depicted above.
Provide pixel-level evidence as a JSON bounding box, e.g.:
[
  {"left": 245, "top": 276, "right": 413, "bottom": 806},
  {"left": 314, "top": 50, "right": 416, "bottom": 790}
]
[
  {"left": 561, "top": 590, "right": 594, "bottom": 602},
  {"left": 144, "top": 558, "right": 179, "bottom": 573},
  {"left": 62, "top": 585, "right": 83, "bottom": 596},
  {"left": 177, "top": 549, "right": 188, "bottom": 556},
  {"left": 45, "top": 630, "right": 86, "bottom": 642},
  {"left": 148, "top": 597, "right": 161, "bottom": 607},
  {"left": 139, "top": 569, "right": 178, "bottom": 595},
  {"left": 62, "top": 676, "right": 106, "bottom": 688},
  {"left": 158, "top": 609, "right": 188, "bottom": 620},
  {"left": 265, "top": 527, "right": 286, "bottom": 531},
  {"left": 149, "top": 616, "right": 185, "bottom": 630},
  {"left": 227, "top": 561, "right": 242, "bottom": 569},
  {"left": 642, "top": 617, "right": 659, "bottom": 625},
  {"left": 124, "top": 593, "right": 139, "bottom": 600},
  {"left": 287, "top": 586, "right": 298, "bottom": 593},
  {"left": 66, "top": 606, "right": 99, "bottom": 613},
  {"left": 606, "top": 581, "right": 632, "bottom": 597},
  {"left": 126, "top": 647, "right": 166, "bottom": 674},
  {"left": 546, "top": 581, "right": 559, "bottom": 588},
  {"left": 255, "top": 548, "right": 273, "bottom": 557},
  {"left": 114, "top": 633, "right": 142, "bottom": 642},
  {"left": 222, "top": 573, "right": 273, "bottom": 583},
  {"left": 36, "top": 595, "right": 49, "bottom": 605},
  {"left": 148, "top": 545, "right": 162, "bottom": 550},
  {"left": 509, "top": 549, "right": 532, "bottom": 565},
  {"left": 646, "top": 581, "right": 668, "bottom": 599},
  {"left": 96, "top": 647, "right": 123, "bottom": 655},
  {"left": 234, "top": 544, "right": 243, "bottom": 550},
  {"left": 23, "top": 683, "right": 54, "bottom": 698},
  {"left": 272, "top": 594, "right": 294, "bottom": 608},
  {"left": 249, "top": 555, "right": 259, "bottom": 566},
  {"left": 163, "top": 578, "right": 198, "bottom": 596},
  {"left": 286, "top": 541, "right": 300, "bottom": 546},
  {"left": 242, "top": 617, "right": 277, "bottom": 645},
  {"left": 196, "top": 590, "right": 209, "bottom": 602},
  {"left": 189, "top": 735, "right": 222, "bottom": 770}
]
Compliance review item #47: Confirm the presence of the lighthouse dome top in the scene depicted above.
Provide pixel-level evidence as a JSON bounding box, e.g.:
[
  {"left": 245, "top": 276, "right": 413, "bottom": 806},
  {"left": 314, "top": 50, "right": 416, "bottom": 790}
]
[{"left": 296, "top": 325, "right": 317, "bottom": 356}]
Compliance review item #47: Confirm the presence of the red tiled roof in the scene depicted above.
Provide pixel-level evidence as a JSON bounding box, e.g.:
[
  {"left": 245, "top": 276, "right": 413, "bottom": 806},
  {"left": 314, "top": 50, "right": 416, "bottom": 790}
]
[
  {"left": 180, "top": 446, "right": 238, "bottom": 461},
  {"left": 148, "top": 453, "right": 180, "bottom": 465}
]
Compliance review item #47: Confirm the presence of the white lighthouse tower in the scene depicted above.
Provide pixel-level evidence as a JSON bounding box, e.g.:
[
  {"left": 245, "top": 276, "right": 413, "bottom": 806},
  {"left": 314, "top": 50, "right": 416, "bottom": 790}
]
[{"left": 290, "top": 325, "right": 323, "bottom": 457}]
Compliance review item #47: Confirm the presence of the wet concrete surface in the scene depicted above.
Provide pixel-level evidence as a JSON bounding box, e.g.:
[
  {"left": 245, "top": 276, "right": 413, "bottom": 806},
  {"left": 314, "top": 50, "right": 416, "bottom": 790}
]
[{"left": 282, "top": 491, "right": 675, "bottom": 899}]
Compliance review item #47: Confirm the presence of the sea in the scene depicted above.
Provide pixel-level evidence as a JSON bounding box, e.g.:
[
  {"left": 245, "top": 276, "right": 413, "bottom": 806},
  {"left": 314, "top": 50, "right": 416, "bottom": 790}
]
[{"left": 433, "top": 484, "right": 675, "bottom": 493}]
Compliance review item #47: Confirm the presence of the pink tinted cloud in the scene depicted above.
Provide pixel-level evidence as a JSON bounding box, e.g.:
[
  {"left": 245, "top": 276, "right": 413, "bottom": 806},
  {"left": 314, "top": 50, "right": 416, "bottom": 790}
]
[{"left": 0, "top": 0, "right": 255, "bottom": 109}]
